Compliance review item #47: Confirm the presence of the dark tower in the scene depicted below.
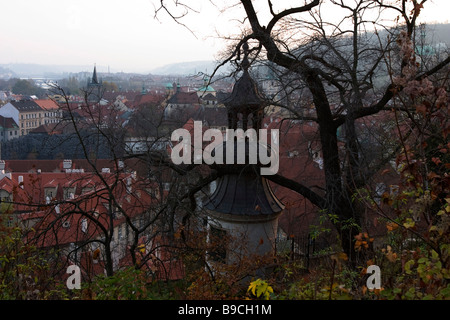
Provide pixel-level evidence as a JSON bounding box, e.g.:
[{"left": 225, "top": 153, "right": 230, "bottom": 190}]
[
  {"left": 224, "top": 42, "right": 265, "bottom": 133},
  {"left": 87, "top": 64, "right": 103, "bottom": 102},
  {"left": 88, "top": 64, "right": 102, "bottom": 88},
  {"left": 205, "top": 42, "right": 284, "bottom": 265},
  {"left": 91, "top": 64, "right": 99, "bottom": 85}
]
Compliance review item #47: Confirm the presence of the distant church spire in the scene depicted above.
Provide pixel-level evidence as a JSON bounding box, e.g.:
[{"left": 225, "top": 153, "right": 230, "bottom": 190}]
[
  {"left": 87, "top": 64, "right": 103, "bottom": 102},
  {"left": 88, "top": 64, "right": 102, "bottom": 89},
  {"left": 92, "top": 64, "right": 99, "bottom": 85}
]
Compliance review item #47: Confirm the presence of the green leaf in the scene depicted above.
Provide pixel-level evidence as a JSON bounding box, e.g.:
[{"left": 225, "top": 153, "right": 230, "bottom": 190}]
[
  {"left": 405, "top": 260, "right": 415, "bottom": 274},
  {"left": 418, "top": 257, "right": 427, "bottom": 264},
  {"left": 431, "top": 250, "right": 439, "bottom": 260}
]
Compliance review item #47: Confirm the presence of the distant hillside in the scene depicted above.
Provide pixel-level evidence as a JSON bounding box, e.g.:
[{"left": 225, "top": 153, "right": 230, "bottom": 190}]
[
  {"left": 150, "top": 23, "right": 450, "bottom": 76},
  {"left": 0, "top": 63, "right": 97, "bottom": 79},
  {"left": 0, "top": 66, "right": 16, "bottom": 79},
  {"left": 1, "top": 23, "right": 447, "bottom": 79},
  {"left": 1, "top": 61, "right": 227, "bottom": 78},
  {"left": 425, "top": 23, "right": 450, "bottom": 45},
  {"left": 150, "top": 60, "right": 222, "bottom": 76}
]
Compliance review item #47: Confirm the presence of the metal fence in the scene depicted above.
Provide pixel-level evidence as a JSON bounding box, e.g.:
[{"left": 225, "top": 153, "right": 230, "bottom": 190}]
[{"left": 278, "top": 234, "right": 333, "bottom": 270}]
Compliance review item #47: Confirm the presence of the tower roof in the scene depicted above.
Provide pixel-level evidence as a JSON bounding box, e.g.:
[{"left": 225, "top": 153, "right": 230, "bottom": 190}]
[
  {"left": 223, "top": 70, "right": 265, "bottom": 109},
  {"left": 205, "top": 169, "right": 284, "bottom": 217},
  {"left": 197, "top": 76, "right": 215, "bottom": 95},
  {"left": 204, "top": 41, "right": 284, "bottom": 218},
  {"left": 223, "top": 43, "right": 265, "bottom": 110}
]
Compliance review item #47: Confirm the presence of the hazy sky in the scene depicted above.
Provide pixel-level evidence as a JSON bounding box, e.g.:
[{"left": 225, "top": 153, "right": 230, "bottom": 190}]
[{"left": 0, "top": 0, "right": 448, "bottom": 74}]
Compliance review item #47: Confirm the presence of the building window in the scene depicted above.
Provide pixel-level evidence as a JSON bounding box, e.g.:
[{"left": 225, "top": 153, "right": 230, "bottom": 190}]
[{"left": 209, "top": 226, "right": 227, "bottom": 263}]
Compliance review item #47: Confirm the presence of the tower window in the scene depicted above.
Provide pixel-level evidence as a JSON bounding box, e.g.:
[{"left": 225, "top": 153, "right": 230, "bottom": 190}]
[{"left": 209, "top": 226, "right": 227, "bottom": 263}]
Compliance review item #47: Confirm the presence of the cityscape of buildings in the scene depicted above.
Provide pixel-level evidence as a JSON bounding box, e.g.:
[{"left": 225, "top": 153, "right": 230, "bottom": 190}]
[
  {"left": 0, "top": 19, "right": 448, "bottom": 299},
  {"left": 0, "top": 62, "right": 302, "bottom": 280}
]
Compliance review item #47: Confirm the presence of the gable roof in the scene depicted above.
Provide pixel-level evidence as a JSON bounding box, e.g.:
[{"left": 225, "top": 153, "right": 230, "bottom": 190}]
[
  {"left": 133, "top": 93, "right": 165, "bottom": 107},
  {"left": 10, "top": 100, "right": 43, "bottom": 112},
  {"left": 167, "top": 91, "right": 199, "bottom": 105},
  {"left": 34, "top": 99, "right": 59, "bottom": 111},
  {"left": 29, "top": 123, "right": 63, "bottom": 135},
  {"left": 201, "top": 93, "right": 217, "bottom": 101},
  {"left": 0, "top": 115, "right": 19, "bottom": 129}
]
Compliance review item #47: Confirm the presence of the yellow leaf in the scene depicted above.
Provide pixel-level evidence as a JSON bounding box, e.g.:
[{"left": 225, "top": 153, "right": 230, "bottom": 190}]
[
  {"left": 403, "top": 218, "right": 415, "bottom": 229},
  {"left": 248, "top": 279, "right": 259, "bottom": 296}
]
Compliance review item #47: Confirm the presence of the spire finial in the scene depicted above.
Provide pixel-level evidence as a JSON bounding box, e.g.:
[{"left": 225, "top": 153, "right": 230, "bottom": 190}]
[{"left": 241, "top": 41, "right": 250, "bottom": 71}]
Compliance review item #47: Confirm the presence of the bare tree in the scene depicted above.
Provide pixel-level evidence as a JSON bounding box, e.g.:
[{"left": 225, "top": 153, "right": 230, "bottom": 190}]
[
  {"left": 12, "top": 83, "right": 213, "bottom": 282},
  {"left": 154, "top": 0, "right": 450, "bottom": 264}
]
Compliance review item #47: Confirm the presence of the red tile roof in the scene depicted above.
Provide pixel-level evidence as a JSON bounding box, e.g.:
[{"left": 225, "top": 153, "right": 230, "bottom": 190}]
[
  {"left": 133, "top": 93, "right": 165, "bottom": 107},
  {"left": 30, "top": 123, "right": 62, "bottom": 135},
  {"left": 167, "top": 91, "right": 199, "bottom": 105},
  {"left": 34, "top": 99, "right": 59, "bottom": 111},
  {"left": 13, "top": 171, "right": 159, "bottom": 245}
]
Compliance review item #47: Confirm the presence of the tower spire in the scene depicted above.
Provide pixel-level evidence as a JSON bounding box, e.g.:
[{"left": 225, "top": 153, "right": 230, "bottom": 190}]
[
  {"left": 241, "top": 41, "right": 250, "bottom": 72},
  {"left": 224, "top": 41, "right": 265, "bottom": 132},
  {"left": 92, "top": 64, "right": 99, "bottom": 85}
]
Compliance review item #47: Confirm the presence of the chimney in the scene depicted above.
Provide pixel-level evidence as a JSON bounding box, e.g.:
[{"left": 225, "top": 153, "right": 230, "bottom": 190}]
[
  {"left": 63, "top": 159, "right": 72, "bottom": 170},
  {"left": 0, "top": 160, "right": 5, "bottom": 171},
  {"left": 126, "top": 176, "right": 132, "bottom": 193},
  {"left": 18, "top": 175, "right": 23, "bottom": 188}
]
